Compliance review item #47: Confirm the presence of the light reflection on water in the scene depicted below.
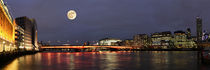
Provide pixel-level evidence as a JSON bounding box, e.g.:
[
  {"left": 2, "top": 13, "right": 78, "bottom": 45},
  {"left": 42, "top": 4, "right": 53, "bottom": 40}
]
[{"left": 1, "top": 51, "right": 210, "bottom": 70}]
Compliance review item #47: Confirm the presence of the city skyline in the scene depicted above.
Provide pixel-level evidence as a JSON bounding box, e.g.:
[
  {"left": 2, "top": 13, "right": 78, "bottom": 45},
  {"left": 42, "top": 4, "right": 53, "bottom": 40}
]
[
  {"left": 1, "top": 0, "right": 210, "bottom": 70},
  {"left": 6, "top": 0, "right": 210, "bottom": 42}
]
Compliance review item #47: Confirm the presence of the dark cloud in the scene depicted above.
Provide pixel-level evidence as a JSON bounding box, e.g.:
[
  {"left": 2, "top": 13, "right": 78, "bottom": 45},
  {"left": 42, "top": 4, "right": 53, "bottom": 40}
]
[{"left": 6, "top": 0, "right": 210, "bottom": 42}]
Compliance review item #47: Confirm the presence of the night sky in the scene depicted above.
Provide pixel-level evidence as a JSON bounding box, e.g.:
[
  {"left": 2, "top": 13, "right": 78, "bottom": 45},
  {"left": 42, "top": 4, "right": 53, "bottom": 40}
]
[{"left": 5, "top": 0, "right": 210, "bottom": 43}]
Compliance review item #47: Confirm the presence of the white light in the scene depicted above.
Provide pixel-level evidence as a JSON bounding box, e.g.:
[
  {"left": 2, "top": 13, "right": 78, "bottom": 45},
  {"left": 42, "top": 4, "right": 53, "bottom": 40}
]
[
  {"left": 67, "top": 10, "right": 77, "bottom": 20},
  {"left": 19, "top": 46, "right": 24, "bottom": 48}
]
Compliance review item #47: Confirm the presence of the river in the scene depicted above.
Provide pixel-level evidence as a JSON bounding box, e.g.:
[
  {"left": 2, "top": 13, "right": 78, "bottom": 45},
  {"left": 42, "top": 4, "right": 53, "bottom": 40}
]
[{"left": 1, "top": 51, "right": 210, "bottom": 70}]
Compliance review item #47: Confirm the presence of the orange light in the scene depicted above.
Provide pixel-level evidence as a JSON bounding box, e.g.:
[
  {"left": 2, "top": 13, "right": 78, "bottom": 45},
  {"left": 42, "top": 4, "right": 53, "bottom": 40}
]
[{"left": 0, "top": 2, "right": 15, "bottom": 43}]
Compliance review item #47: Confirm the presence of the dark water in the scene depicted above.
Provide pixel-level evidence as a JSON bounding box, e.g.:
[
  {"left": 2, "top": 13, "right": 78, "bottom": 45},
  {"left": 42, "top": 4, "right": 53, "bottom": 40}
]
[{"left": 1, "top": 51, "right": 210, "bottom": 70}]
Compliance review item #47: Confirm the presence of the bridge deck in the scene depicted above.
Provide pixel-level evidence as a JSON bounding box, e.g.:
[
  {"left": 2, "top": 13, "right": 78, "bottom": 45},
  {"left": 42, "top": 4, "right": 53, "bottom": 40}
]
[{"left": 41, "top": 46, "right": 134, "bottom": 49}]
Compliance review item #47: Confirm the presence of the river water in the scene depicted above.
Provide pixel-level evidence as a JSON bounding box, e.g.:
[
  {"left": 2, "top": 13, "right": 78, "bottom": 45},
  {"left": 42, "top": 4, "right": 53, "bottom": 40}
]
[{"left": 1, "top": 51, "right": 210, "bottom": 70}]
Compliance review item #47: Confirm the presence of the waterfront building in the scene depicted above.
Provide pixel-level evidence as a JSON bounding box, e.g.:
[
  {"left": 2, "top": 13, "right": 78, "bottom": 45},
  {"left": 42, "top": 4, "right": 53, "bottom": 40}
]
[
  {"left": 173, "top": 31, "right": 186, "bottom": 48},
  {"left": 121, "top": 39, "right": 134, "bottom": 46},
  {"left": 14, "top": 21, "right": 25, "bottom": 51},
  {"left": 31, "top": 19, "right": 39, "bottom": 51},
  {"left": 151, "top": 31, "right": 172, "bottom": 49},
  {"left": 173, "top": 30, "right": 196, "bottom": 48},
  {"left": 151, "top": 32, "right": 161, "bottom": 49},
  {"left": 196, "top": 17, "right": 202, "bottom": 42},
  {"left": 161, "top": 31, "right": 173, "bottom": 49},
  {"left": 133, "top": 34, "right": 150, "bottom": 48},
  {"left": 99, "top": 38, "right": 122, "bottom": 46},
  {"left": 0, "top": 0, "right": 15, "bottom": 52},
  {"left": 15, "top": 16, "right": 38, "bottom": 51}
]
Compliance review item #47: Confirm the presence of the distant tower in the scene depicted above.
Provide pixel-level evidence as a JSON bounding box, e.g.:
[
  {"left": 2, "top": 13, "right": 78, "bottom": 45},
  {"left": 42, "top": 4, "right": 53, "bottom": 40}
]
[
  {"left": 196, "top": 17, "right": 202, "bottom": 42},
  {"left": 186, "top": 28, "right": 191, "bottom": 38}
]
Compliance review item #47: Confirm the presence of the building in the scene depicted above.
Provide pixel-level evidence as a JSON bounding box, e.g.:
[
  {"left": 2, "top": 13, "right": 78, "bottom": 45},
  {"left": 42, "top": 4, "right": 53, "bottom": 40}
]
[
  {"left": 160, "top": 31, "right": 173, "bottom": 49},
  {"left": 196, "top": 17, "right": 202, "bottom": 42},
  {"left": 173, "top": 31, "right": 187, "bottom": 48},
  {"left": 133, "top": 34, "right": 150, "bottom": 48},
  {"left": 14, "top": 21, "right": 25, "bottom": 51},
  {"left": 0, "top": 0, "right": 15, "bottom": 52},
  {"left": 191, "top": 36, "right": 197, "bottom": 42},
  {"left": 99, "top": 38, "right": 122, "bottom": 46},
  {"left": 186, "top": 28, "right": 191, "bottom": 39},
  {"left": 151, "top": 32, "right": 162, "bottom": 49},
  {"left": 31, "top": 19, "right": 39, "bottom": 51},
  {"left": 201, "top": 31, "right": 210, "bottom": 42},
  {"left": 173, "top": 30, "right": 196, "bottom": 48},
  {"left": 121, "top": 39, "right": 134, "bottom": 46},
  {"left": 151, "top": 31, "right": 173, "bottom": 49},
  {"left": 15, "top": 16, "right": 38, "bottom": 51}
]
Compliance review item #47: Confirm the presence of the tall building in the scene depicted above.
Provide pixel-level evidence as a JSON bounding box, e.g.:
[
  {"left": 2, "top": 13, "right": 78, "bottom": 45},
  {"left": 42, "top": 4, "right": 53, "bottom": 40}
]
[
  {"left": 15, "top": 16, "right": 38, "bottom": 51},
  {"left": 196, "top": 17, "right": 202, "bottom": 42},
  {"left": 14, "top": 20, "right": 25, "bottom": 51},
  {"left": 31, "top": 19, "right": 39, "bottom": 51},
  {"left": 0, "top": 0, "right": 15, "bottom": 52}
]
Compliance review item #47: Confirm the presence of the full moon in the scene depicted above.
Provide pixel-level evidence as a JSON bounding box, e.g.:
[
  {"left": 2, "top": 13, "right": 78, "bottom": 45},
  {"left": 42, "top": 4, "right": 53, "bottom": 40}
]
[{"left": 67, "top": 10, "right": 77, "bottom": 20}]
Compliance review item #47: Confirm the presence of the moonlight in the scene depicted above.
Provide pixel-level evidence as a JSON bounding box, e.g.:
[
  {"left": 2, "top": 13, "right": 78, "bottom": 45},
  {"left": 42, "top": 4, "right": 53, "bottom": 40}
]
[{"left": 67, "top": 10, "right": 77, "bottom": 20}]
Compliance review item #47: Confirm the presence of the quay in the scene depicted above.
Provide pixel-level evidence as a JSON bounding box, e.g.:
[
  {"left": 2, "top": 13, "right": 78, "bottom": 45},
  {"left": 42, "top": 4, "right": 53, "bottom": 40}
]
[{"left": 0, "top": 51, "right": 37, "bottom": 67}]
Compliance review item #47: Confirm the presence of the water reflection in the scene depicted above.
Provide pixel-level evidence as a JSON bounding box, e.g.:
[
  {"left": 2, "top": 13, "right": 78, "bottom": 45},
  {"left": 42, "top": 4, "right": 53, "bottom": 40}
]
[
  {"left": 3, "top": 59, "right": 18, "bottom": 70},
  {"left": 1, "top": 51, "right": 210, "bottom": 70}
]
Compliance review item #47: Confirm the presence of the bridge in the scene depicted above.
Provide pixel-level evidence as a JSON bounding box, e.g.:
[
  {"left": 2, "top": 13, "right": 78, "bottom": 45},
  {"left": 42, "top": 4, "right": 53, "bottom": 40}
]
[
  {"left": 40, "top": 43, "right": 210, "bottom": 52},
  {"left": 40, "top": 45, "right": 136, "bottom": 52},
  {"left": 41, "top": 46, "right": 133, "bottom": 49}
]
